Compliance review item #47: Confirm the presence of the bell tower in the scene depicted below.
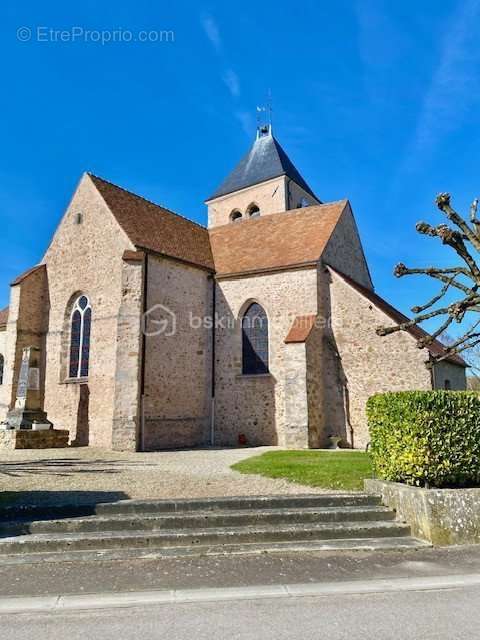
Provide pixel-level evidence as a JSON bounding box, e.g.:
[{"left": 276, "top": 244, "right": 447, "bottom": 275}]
[{"left": 205, "top": 124, "right": 320, "bottom": 228}]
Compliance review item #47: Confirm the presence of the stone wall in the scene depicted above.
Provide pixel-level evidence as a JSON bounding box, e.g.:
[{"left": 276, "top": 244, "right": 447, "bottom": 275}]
[
  {"left": 432, "top": 360, "right": 466, "bottom": 390},
  {"left": 0, "top": 429, "right": 69, "bottom": 450},
  {"left": 207, "top": 176, "right": 287, "bottom": 228},
  {"left": 1, "top": 266, "right": 49, "bottom": 423},
  {"left": 111, "top": 254, "right": 144, "bottom": 451},
  {"left": 283, "top": 342, "right": 309, "bottom": 448},
  {"left": 0, "top": 327, "right": 7, "bottom": 420},
  {"left": 214, "top": 268, "right": 318, "bottom": 447},
  {"left": 42, "top": 174, "right": 134, "bottom": 447},
  {"left": 142, "top": 255, "right": 213, "bottom": 450},
  {"left": 323, "top": 268, "right": 432, "bottom": 449},
  {"left": 321, "top": 204, "right": 373, "bottom": 290},
  {"left": 285, "top": 180, "right": 319, "bottom": 211},
  {"left": 207, "top": 176, "right": 320, "bottom": 228},
  {"left": 366, "top": 479, "right": 480, "bottom": 545}
]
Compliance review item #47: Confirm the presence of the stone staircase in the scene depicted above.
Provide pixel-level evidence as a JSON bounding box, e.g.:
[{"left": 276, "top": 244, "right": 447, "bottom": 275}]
[{"left": 0, "top": 494, "right": 428, "bottom": 559}]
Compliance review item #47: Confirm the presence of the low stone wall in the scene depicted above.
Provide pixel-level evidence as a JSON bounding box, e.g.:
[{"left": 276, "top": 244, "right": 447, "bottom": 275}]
[
  {"left": 0, "top": 429, "right": 70, "bottom": 450},
  {"left": 365, "top": 478, "right": 480, "bottom": 545}
]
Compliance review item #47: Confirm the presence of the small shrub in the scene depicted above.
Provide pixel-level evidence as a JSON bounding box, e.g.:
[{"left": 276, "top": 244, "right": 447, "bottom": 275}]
[{"left": 367, "top": 391, "right": 480, "bottom": 488}]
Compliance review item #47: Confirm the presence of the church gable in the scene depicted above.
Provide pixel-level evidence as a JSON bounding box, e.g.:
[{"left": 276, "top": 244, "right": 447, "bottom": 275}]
[
  {"left": 43, "top": 173, "right": 135, "bottom": 268},
  {"left": 322, "top": 202, "right": 373, "bottom": 290}
]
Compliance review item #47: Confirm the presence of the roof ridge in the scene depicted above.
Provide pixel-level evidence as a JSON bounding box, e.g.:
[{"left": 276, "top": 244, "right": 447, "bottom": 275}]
[{"left": 87, "top": 173, "right": 207, "bottom": 231}]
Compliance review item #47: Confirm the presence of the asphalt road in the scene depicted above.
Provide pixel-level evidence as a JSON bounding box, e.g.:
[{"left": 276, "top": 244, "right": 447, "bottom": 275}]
[{"left": 1, "top": 579, "right": 478, "bottom": 640}]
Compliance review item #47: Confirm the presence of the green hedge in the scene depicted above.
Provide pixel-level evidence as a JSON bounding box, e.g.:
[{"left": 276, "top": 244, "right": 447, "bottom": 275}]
[{"left": 367, "top": 391, "right": 480, "bottom": 488}]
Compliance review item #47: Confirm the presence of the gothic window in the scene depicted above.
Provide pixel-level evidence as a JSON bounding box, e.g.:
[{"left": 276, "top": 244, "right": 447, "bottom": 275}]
[
  {"left": 247, "top": 203, "right": 260, "bottom": 218},
  {"left": 69, "top": 295, "right": 92, "bottom": 379},
  {"left": 230, "top": 210, "right": 243, "bottom": 222},
  {"left": 242, "top": 303, "right": 269, "bottom": 375},
  {"left": 0, "top": 354, "right": 4, "bottom": 385}
]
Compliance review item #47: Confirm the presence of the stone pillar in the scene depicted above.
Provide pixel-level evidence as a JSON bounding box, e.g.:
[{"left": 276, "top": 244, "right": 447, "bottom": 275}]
[
  {"left": 284, "top": 342, "right": 309, "bottom": 448},
  {"left": 3, "top": 346, "right": 52, "bottom": 429},
  {"left": 111, "top": 252, "right": 144, "bottom": 451},
  {"left": 2, "top": 265, "right": 50, "bottom": 428}
]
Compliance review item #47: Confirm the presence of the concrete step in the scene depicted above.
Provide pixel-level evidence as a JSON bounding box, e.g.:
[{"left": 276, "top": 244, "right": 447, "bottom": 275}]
[
  {"left": 0, "top": 521, "right": 412, "bottom": 554},
  {"left": 0, "top": 493, "right": 382, "bottom": 523},
  {"left": 0, "top": 505, "right": 395, "bottom": 537},
  {"left": 0, "top": 536, "right": 430, "bottom": 565}
]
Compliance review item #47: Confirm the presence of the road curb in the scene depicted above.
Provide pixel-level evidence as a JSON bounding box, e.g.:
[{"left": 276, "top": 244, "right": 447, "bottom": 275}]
[{"left": 1, "top": 574, "right": 480, "bottom": 613}]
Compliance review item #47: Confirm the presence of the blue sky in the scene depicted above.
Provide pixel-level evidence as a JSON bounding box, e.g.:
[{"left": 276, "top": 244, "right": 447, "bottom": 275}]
[{"left": 2, "top": 0, "right": 480, "bottom": 337}]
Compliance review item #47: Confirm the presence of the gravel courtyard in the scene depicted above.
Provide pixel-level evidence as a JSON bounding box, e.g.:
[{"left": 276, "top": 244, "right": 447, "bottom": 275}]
[{"left": 0, "top": 447, "right": 329, "bottom": 508}]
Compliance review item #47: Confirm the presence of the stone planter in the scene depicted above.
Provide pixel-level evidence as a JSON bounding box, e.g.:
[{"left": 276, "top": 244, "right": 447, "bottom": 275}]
[{"left": 365, "top": 478, "right": 480, "bottom": 546}]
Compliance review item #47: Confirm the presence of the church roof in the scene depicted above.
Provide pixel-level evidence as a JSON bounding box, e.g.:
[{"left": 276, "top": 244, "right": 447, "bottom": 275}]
[
  {"left": 284, "top": 315, "right": 317, "bottom": 344},
  {"left": 10, "top": 264, "right": 46, "bottom": 286},
  {"left": 207, "top": 129, "right": 318, "bottom": 201},
  {"left": 329, "top": 267, "right": 467, "bottom": 368},
  {"left": 89, "top": 174, "right": 214, "bottom": 271},
  {"left": 210, "top": 201, "right": 347, "bottom": 277}
]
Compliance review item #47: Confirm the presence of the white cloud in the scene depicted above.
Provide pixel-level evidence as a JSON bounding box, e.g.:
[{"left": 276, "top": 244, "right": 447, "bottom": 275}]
[
  {"left": 410, "top": 0, "right": 480, "bottom": 157},
  {"left": 222, "top": 69, "right": 240, "bottom": 98},
  {"left": 201, "top": 14, "right": 222, "bottom": 53},
  {"left": 234, "top": 111, "right": 254, "bottom": 137}
]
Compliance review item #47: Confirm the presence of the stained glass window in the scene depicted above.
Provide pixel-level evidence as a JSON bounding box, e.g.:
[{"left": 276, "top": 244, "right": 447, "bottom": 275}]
[
  {"left": 242, "top": 303, "right": 269, "bottom": 375},
  {"left": 69, "top": 296, "right": 92, "bottom": 378}
]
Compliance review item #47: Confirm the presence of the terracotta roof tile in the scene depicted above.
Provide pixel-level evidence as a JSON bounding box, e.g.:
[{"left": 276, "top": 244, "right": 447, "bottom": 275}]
[
  {"left": 89, "top": 174, "right": 214, "bottom": 271},
  {"left": 329, "top": 267, "right": 467, "bottom": 368},
  {"left": 0, "top": 306, "right": 8, "bottom": 328},
  {"left": 285, "top": 315, "right": 317, "bottom": 343},
  {"left": 209, "top": 201, "right": 347, "bottom": 277},
  {"left": 122, "top": 250, "right": 145, "bottom": 262},
  {"left": 10, "top": 264, "right": 46, "bottom": 286}
]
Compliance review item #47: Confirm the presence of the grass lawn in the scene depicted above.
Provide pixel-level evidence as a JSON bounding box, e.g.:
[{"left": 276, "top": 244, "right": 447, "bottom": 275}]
[{"left": 231, "top": 450, "right": 372, "bottom": 491}]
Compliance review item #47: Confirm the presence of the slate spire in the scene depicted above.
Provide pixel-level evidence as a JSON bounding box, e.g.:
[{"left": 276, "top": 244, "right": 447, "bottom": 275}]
[{"left": 207, "top": 124, "right": 317, "bottom": 201}]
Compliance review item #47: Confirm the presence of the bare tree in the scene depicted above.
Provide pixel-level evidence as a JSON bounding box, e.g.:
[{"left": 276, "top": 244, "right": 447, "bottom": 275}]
[{"left": 376, "top": 193, "right": 480, "bottom": 366}]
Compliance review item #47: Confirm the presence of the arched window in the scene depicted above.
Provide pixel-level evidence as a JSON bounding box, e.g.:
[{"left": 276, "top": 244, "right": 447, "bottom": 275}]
[
  {"left": 444, "top": 379, "right": 451, "bottom": 390},
  {"left": 0, "top": 354, "right": 4, "bottom": 385},
  {"left": 230, "top": 210, "right": 243, "bottom": 222},
  {"left": 69, "top": 295, "right": 92, "bottom": 379},
  {"left": 242, "top": 303, "right": 269, "bottom": 374},
  {"left": 247, "top": 203, "right": 260, "bottom": 218}
]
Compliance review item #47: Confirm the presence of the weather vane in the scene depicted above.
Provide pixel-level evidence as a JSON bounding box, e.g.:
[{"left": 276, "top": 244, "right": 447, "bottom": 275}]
[{"left": 256, "top": 89, "right": 273, "bottom": 136}]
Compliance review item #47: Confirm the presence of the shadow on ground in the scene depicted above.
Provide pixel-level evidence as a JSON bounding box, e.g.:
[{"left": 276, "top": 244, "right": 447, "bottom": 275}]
[{"left": 0, "top": 457, "right": 158, "bottom": 478}]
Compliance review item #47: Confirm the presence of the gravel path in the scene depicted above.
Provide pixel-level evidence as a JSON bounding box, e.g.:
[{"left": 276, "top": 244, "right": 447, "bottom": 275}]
[{"left": 0, "top": 447, "right": 330, "bottom": 507}]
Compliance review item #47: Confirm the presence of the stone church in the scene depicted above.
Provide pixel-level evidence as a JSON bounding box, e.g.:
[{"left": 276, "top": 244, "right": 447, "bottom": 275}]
[{"left": 0, "top": 125, "right": 466, "bottom": 451}]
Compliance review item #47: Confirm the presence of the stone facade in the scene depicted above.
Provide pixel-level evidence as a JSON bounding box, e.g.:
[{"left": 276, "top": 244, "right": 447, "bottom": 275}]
[
  {"left": 41, "top": 175, "right": 135, "bottom": 448},
  {"left": 323, "top": 268, "right": 434, "bottom": 448},
  {"left": 207, "top": 176, "right": 318, "bottom": 228},
  {"left": 0, "top": 131, "right": 467, "bottom": 452},
  {"left": 142, "top": 254, "right": 213, "bottom": 450},
  {"left": 214, "top": 268, "right": 318, "bottom": 447},
  {"left": 432, "top": 360, "right": 467, "bottom": 391},
  {"left": 322, "top": 203, "right": 373, "bottom": 289},
  {"left": 0, "top": 327, "right": 7, "bottom": 420}
]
